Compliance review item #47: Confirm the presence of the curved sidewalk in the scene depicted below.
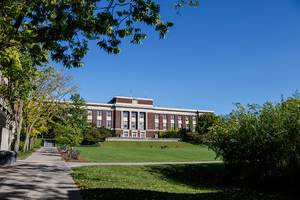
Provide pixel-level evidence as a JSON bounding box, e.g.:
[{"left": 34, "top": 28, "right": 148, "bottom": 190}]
[{"left": 0, "top": 147, "right": 82, "bottom": 200}]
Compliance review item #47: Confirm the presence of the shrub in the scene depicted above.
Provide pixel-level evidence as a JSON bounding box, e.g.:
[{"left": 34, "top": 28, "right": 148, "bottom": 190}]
[{"left": 209, "top": 91, "right": 300, "bottom": 186}]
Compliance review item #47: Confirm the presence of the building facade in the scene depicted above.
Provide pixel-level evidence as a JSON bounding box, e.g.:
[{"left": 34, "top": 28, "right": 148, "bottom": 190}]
[
  {"left": 86, "top": 96, "right": 214, "bottom": 138},
  {"left": 0, "top": 73, "right": 16, "bottom": 150}
]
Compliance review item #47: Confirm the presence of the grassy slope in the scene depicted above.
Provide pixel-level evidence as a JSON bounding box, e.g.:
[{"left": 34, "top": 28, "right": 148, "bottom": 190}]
[
  {"left": 72, "top": 163, "right": 291, "bottom": 200},
  {"left": 74, "top": 141, "right": 218, "bottom": 162}
]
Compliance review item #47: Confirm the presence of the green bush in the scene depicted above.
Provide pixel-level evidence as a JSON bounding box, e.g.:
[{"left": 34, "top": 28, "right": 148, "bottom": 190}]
[{"left": 209, "top": 91, "right": 300, "bottom": 186}]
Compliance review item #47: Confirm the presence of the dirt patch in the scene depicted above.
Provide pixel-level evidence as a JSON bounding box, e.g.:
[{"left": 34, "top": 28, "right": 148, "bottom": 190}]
[{"left": 57, "top": 147, "right": 92, "bottom": 162}]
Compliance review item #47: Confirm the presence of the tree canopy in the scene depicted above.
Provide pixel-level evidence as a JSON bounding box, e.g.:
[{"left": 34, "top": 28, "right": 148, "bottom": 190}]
[{"left": 0, "top": 0, "right": 175, "bottom": 68}]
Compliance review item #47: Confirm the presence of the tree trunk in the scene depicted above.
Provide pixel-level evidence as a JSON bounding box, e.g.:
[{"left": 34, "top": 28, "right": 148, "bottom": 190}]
[
  {"left": 23, "top": 117, "right": 39, "bottom": 151},
  {"left": 14, "top": 100, "right": 23, "bottom": 152}
]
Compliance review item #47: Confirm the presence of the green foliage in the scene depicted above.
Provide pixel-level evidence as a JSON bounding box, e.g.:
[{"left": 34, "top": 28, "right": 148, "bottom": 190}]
[
  {"left": 0, "top": 0, "right": 174, "bottom": 68},
  {"left": 83, "top": 126, "right": 113, "bottom": 144},
  {"left": 55, "top": 120, "right": 83, "bottom": 147},
  {"left": 67, "top": 93, "right": 89, "bottom": 135},
  {"left": 209, "top": 91, "right": 300, "bottom": 185}
]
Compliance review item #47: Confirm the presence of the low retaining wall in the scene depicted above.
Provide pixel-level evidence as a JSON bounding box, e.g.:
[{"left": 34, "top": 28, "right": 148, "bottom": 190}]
[{"left": 105, "top": 137, "right": 182, "bottom": 142}]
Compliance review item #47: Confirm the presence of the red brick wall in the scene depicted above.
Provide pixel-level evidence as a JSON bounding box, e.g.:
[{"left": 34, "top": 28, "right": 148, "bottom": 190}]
[
  {"left": 116, "top": 98, "right": 132, "bottom": 104},
  {"left": 114, "top": 110, "right": 121, "bottom": 129},
  {"left": 167, "top": 114, "right": 171, "bottom": 129},
  {"left": 102, "top": 110, "right": 107, "bottom": 128},
  {"left": 148, "top": 112, "right": 155, "bottom": 130},
  {"left": 92, "top": 109, "right": 97, "bottom": 125},
  {"left": 174, "top": 115, "right": 178, "bottom": 128},
  {"left": 159, "top": 114, "right": 163, "bottom": 130},
  {"left": 147, "top": 131, "right": 155, "bottom": 138},
  {"left": 137, "top": 99, "right": 153, "bottom": 105}
]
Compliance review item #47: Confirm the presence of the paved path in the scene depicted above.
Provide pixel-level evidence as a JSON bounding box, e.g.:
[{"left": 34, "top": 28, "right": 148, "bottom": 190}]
[{"left": 0, "top": 147, "right": 82, "bottom": 200}]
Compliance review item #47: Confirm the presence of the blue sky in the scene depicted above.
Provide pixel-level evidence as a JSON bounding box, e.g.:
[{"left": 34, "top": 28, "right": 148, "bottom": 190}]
[{"left": 52, "top": 0, "right": 300, "bottom": 116}]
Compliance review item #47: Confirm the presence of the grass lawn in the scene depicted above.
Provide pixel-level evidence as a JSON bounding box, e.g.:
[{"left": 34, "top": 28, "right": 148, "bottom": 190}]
[
  {"left": 71, "top": 163, "right": 295, "bottom": 200},
  {"left": 17, "top": 146, "right": 41, "bottom": 160},
  {"left": 74, "top": 141, "right": 218, "bottom": 162}
]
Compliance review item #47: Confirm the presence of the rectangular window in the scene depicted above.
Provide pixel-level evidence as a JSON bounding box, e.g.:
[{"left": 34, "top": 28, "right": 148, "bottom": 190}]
[
  {"left": 88, "top": 110, "right": 92, "bottom": 116},
  {"left": 171, "top": 115, "right": 174, "bottom": 120},
  {"left": 132, "top": 131, "right": 137, "bottom": 137},
  {"left": 193, "top": 116, "right": 196, "bottom": 121},
  {"left": 97, "top": 110, "right": 102, "bottom": 116},
  {"left": 107, "top": 111, "right": 112, "bottom": 117},
  {"left": 123, "top": 130, "right": 129, "bottom": 137},
  {"left": 140, "top": 131, "right": 146, "bottom": 138},
  {"left": 155, "top": 122, "right": 159, "bottom": 130},
  {"left": 186, "top": 116, "right": 189, "bottom": 121},
  {"left": 88, "top": 119, "right": 92, "bottom": 123},
  {"left": 140, "top": 122, "right": 144, "bottom": 130},
  {"left": 132, "top": 112, "right": 136, "bottom": 118},
  {"left": 163, "top": 123, "right": 167, "bottom": 130},
  {"left": 97, "top": 120, "right": 102, "bottom": 127},
  {"left": 178, "top": 123, "right": 182, "bottom": 129},
  {"left": 155, "top": 114, "right": 159, "bottom": 119},
  {"left": 171, "top": 123, "right": 175, "bottom": 129},
  {"left": 163, "top": 114, "right": 167, "bottom": 120},
  {"left": 140, "top": 113, "right": 144, "bottom": 119},
  {"left": 123, "top": 112, "right": 128, "bottom": 118},
  {"left": 186, "top": 124, "right": 189, "bottom": 130},
  {"left": 107, "top": 120, "right": 111, "bottom": 128},
  {"left": 193, "top": 124, "right": 196, "bottom": 132},
  {"left": 123, "top": 111, "right": 128, "bottom": 129},
  {"left": 132, "top": 121, "right": 136, "bottom": 129},
  {"left": 178, "top": 115, "right": 182, "bottom": 120}
]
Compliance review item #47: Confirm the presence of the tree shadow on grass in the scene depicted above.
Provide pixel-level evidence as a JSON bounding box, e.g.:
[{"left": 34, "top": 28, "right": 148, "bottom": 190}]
[{"left": 79, "top": 188, "right": 289, "bottom": 200}]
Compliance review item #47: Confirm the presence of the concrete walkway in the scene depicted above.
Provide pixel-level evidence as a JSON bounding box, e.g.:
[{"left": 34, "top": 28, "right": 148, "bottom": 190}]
[{"left": 0, "top": 147, "right": 82, "bottom": 200}]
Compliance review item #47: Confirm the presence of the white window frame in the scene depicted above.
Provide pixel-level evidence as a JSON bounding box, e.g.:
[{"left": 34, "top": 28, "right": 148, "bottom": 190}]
[
  {"left": 107, "top": 120, "right": 111, "bottom": 128},
  {"left": 88, "top": 110, "right": 92, "bottom": 116},
  {"left": 97, "top": 120, "right": 102, "bottom": 127},
  {"left": 123, "top": 130, "right": 129, "bottom": 137},
  {"left": 155, "top": 122, "right": 159, "bottom": 130},
  {"left": 97, "top": 110, "right": 102, "bottom": 117},
  {"left": 132, "top": 130, "right": 138, "bottom": 137},
  {"left": 107, "top": 111, "right": 112, "bottom": 117},
  {"left": 140, "top": 131, "right": 146, "bottom": 138},
  {"left": 163, "top": 114, "right": 167, "bottom": 120}
]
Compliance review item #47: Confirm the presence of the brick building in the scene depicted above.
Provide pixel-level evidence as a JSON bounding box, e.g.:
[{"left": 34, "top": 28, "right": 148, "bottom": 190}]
[
  {"left": 86, "top": 96, "right": 214, "bottom": 138},
  {"left": 0, "top": 73, "right": 16, "bottom": 150}
]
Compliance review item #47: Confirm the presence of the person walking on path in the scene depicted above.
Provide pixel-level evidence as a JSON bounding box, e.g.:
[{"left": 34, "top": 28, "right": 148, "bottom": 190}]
[{"left": 0, "top": 147, "right": 82, "bottom": 200}]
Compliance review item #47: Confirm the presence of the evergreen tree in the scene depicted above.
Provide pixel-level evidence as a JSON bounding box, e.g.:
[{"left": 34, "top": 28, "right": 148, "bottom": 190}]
[{"left": 67, "top": 93, "right": 89, "bottom": 135}]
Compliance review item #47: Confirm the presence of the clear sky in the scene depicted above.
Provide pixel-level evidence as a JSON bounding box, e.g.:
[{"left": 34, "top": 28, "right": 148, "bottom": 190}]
[{"left": 51, "top": 0, "right": 300, "bottom": 116}]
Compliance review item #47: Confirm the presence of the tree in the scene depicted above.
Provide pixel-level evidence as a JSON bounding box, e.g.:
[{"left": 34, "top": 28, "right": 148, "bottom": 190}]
[
  {"left": 0, "top": 45, "right": 42, "bottom": 151},
  {"left": 55, "top": 119, "right": 83, "bottom": 147},
  {"left": 67, "top": 93, "right": 89, "bottom": 135},
  {"left": 0, "top": 0, "right": 175, "bottom": 69},
  {"left": 22, "top": 65, "right": 78, "bottom": 150},
  {"left": 209, "top": 91, "right": 300, "bottom": 186}
]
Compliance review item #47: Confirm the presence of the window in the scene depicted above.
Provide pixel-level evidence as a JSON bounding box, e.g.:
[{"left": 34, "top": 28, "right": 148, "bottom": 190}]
[
  {"left": 140, "top": 131, "right": 146, "bottom": 138},
  {"left": 140, "top": 113, "right": 144, "bottom": 119},
  {"left": 97, "top": 110, "right": 102, "bottom": 116},
  {"left": 132, "top": 112, "right": 136, "bottom": 118},
  {"left": 186, "top": 116, "right": 189, "bottom": 121},
  {"left": 193, "top": 124, "right": 196, "bottom": 132},
  {"left": 163, "top": 123, "right": 167, "bottom": 130},
  {"left": 97, "top": 120, "right": 102, "bottom": 127},
  {"left": 132, "top": 121, "right": 136, "bottom": 129},
  {"left": 107, "top": 111, "right": 112, "bottom": 117},
  {"left": 155, "top": 114, "right": 159, "bottom": 119},
  {"left": 178, "top": 123, "right": 182, "bottom": 129},
  {"left": 123, "top": 111, "right": 128, "bottom": 129},
  {"left": 155, "top": 122, "right": 159, "bottom": 130},
  {"left": 140, "top": 122, "right": 144, "bottom": 130},
  {"left": 88, "top": 110, "right": 92, "bottom": 116},
  {"left": 132, "top": 131, "right": 137, "bottom": 137},
  {"left": 107, "top": 120, "right": 111, "bottom": 128},
  {"left": 193, "top": 116, "right": 196, "bottom": 121},
  {"left": 163, "top": 114, "right": 167, "bottom": 120},
  {"left": 88, "top": 119, "right": 92, "bottom": 123},
  {"left": 171, "top": 115, "right": 174, "bottom": 120},
  {"left": 123, "top": 130, "right": 129, "bottom": 137},
  {"left": 171, "top": 123, "right": 174, "bottom": 129},
  {"left": 178, "top": 115, "right": 182, "bottom": 120}
]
